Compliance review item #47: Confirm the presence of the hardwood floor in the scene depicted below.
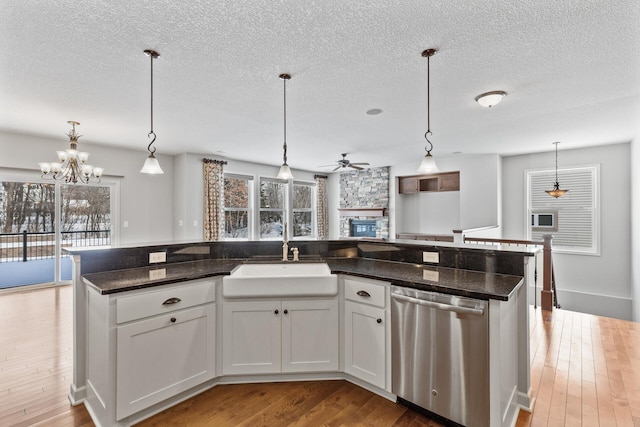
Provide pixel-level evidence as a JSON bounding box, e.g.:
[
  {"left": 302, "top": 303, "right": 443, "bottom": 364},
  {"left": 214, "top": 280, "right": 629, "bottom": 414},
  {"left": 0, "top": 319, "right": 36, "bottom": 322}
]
[{"left": 1, "top": 285, "right": 639, "bottom": 426}]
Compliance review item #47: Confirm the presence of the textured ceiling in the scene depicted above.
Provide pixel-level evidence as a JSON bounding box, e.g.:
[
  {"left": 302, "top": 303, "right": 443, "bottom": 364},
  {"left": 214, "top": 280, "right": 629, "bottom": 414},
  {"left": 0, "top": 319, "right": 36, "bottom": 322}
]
[{"left": 1, "top": 0, "right": 639, "bottom": 172}]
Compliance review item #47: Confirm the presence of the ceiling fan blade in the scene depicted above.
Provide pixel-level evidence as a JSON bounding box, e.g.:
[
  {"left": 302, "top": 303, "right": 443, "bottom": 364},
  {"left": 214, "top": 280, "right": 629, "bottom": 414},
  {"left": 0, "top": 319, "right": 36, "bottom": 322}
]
[
  {"left": 316, "top": 164, "right": 336, "bottom": 168},
  {"left": 350, "top": 165, "right": 364, "bottom": 170},
  {"left": 332, "top": 166, "right": 341, "bottom": 172},
  {"left": 350, "top": 162, "right": 370, "bottom": 166}
]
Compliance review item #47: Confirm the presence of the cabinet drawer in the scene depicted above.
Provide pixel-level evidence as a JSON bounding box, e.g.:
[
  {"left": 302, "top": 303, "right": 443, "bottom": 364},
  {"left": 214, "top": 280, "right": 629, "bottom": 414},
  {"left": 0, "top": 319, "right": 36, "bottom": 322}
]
[
  {"left": 117, "top": 278, "right": 216, "bottom": 324},
  {"left": 344, "top": 278, "right": 387, "bottom": 308}
]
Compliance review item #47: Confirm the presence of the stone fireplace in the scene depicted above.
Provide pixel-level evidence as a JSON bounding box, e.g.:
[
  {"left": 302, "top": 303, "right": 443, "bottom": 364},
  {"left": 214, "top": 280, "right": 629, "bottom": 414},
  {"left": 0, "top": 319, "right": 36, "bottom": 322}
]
[{"left": 339, "top": 167, "right": 389, "bottom": 239}]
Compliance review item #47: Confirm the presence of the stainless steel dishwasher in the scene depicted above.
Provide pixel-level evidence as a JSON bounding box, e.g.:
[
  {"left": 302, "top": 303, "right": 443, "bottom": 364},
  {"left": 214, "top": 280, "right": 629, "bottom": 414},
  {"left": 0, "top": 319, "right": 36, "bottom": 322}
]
[{"left": 391, "top": 285, "right": 489, "bottom": 427}]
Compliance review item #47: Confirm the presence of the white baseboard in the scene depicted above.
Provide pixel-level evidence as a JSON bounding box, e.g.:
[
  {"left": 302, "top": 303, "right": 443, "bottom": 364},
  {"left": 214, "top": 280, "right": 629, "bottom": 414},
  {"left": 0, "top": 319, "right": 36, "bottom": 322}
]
[{"left": 528, "top": 286, "right": 631, "bottom": 320}]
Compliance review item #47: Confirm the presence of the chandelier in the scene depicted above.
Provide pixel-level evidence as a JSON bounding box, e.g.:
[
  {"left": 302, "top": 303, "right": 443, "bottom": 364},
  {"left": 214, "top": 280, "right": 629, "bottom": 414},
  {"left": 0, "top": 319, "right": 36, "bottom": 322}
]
[
  {"left": 140, "top": 49, "right": 164, "bottom": 174},
  {"left": 39, "top": 121, "right": 103, "bottom": 184},
  {"left": 545, "top": 141, "right": 569, "bottom": 198}
]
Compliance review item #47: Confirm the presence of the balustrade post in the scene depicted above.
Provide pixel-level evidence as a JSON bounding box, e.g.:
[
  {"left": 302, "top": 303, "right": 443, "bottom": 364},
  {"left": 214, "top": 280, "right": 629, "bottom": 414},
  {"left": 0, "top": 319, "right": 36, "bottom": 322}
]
[
  {"left": 541, "top": 234, "right": 554, "bottom": 311},
  {"left": 22, "top": 230, "right": 27, "bottom": 262}
]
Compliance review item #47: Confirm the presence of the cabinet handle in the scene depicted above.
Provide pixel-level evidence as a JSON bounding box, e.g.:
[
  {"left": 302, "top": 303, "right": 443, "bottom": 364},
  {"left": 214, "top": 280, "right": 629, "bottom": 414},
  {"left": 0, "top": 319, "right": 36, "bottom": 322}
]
[
  {"left": 377, "top": 318, "right": 382, "bottom": 324},
  {"left": 170, "top": 317, "right": 177, "bottom": 323},
  {"left": 283, "top": 309, "right": 288, "bottom": 315},
  {"left": 162, "top": 297, "right": 182, "bottom": 305},
  {"left": 356, "top": 290, "right": 371, "bottom": 298},
  {"left": 274, "top": 309, "right": 279, "bottom": 315}
]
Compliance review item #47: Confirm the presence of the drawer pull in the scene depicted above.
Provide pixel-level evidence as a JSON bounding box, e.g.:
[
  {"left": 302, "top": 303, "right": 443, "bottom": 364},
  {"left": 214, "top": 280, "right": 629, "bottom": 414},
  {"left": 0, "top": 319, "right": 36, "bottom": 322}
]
[
  {"left": 377, "top": 318, "right": 382, "bottom": 324},
  {"left": 170, "top": 317, "right": 177, "bottom": 323},
  {"left": 162, "top": 297, "right": 182, "bottom": 305},
  {"left": 356, "top": 290, "right": 371, "bottom": 298}
]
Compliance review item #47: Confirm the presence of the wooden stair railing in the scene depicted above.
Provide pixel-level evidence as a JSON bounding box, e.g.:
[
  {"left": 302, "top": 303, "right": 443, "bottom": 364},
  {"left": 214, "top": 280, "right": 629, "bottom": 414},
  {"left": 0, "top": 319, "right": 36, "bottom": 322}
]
[{"left": 462, "top": 234, "right": 559, "bottom": 311}]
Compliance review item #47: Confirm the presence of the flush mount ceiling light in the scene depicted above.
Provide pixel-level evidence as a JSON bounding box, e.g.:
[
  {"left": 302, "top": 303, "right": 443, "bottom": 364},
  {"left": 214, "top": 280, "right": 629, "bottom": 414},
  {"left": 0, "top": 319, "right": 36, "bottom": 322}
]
[
  {"left": 140, "top": 49, "right": 164, "bottom": 174},
  {"left": 545, "top": 142, "right": 569, "bottom": 198},
  {"left": 475, "top": 90, "right": 506, "bottom": 108},
  {"left": 276, "top": 73, "right": 294, "bottom": 180},
  {"left": 39, "top": 121, "right": 104, "bottom": 184},
  {"left": 417, "top": 48, "right": 439, "bottom": 174}
]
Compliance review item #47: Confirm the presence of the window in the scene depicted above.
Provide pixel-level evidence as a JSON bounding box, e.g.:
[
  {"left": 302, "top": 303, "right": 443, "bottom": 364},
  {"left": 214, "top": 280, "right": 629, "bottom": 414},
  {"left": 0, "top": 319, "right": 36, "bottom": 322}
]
[
  {"left": 259, "top": 178, "right": 286, "bottom": 239},
  {"left": 223, "top": 174, "right": 252, "bottom": 239},
  {"left": 292, "top": 182, "right": 314, "bottom": 238},
  {"left": 526, "top": 165, "right": 599, "bottom": 255}
]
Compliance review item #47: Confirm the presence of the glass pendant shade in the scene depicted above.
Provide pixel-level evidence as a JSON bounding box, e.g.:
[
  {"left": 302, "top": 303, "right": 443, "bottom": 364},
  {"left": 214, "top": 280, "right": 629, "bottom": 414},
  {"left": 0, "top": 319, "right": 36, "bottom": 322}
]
[
  {"left": 545, "top": 183, "right": 568, "bottom": 198},
  {"left": 417, "top": 152, "right": 439, "bottom": 173},
  {"left": 276, "top": 164, "right": 293, "bottom": 180},
  {"left": 140, "top": 153, "right": 164, "bottom": 174}
]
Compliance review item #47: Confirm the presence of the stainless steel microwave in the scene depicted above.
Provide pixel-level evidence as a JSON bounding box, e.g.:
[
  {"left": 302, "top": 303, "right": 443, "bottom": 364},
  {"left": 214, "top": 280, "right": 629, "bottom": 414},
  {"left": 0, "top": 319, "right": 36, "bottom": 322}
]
[{"left": 531, "top": 211, "right": 558, "bottom": 231}]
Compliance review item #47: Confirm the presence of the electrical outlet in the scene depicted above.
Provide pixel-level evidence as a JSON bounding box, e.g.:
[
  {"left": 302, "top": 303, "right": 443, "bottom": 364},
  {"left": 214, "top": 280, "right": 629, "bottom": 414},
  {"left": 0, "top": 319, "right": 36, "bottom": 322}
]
[
  {"left": 422, "top": 270, "right": 440, "bottom": 282},
  {"left": 149, "top": 268, "right": 166, "bottom": 280},
  {"left": 149, "top": 252, "right": 166, "bottom": 264},
  {"left": 422, "top": 251, "right": 439, "bottom": 263}
]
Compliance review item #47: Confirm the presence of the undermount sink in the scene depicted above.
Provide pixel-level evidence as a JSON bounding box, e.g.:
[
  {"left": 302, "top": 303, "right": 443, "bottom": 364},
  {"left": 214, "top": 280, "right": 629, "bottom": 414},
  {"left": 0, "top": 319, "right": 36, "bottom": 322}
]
[{"left": 222, "top": 262, "right": 337, "bottom": 298}]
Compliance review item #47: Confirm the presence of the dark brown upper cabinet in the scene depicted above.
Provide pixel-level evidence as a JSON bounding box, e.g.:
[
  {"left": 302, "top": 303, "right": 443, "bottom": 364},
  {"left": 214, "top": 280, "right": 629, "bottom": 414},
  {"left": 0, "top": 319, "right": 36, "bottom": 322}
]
[{"left": 397, "top": 171, "right": 460, "bottom": 194}]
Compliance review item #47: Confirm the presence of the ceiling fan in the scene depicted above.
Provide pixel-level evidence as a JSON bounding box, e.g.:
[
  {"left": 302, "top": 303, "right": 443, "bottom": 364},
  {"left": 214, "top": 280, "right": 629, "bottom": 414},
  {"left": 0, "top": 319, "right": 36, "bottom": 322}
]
[{"left": 321, "top": 153, "right": 370, "bottom": 172}]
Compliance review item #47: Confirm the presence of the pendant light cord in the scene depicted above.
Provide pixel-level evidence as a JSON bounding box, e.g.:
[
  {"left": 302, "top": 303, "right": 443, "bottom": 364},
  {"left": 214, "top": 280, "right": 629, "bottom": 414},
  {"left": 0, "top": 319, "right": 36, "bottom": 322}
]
[
  {"left": 280, "top": 74, "right": 290, "bottom": 166},
  {"left": 422, "top": 49, "right": 436, "bottom": 155},
  {"left": 146, "top": 50, "right": 158, "bottom": 154}
]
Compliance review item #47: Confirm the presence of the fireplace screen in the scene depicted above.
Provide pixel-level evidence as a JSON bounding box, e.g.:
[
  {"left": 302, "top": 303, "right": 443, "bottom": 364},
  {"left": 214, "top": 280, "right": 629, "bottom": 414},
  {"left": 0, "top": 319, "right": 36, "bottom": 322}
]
[{"left": 350, "top": 219, "right": 377, "bottom": 237}]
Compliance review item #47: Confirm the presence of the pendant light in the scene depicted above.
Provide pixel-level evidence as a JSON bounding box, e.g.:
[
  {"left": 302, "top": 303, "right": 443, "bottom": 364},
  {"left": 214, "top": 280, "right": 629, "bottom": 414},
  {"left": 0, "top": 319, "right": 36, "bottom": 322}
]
[
  {"left": 418, "top": 48, "right": 439, "bottom": 173},
  {"left": 140, "top": 49, "right": 164, "bottom": 174},
  {"left": 545, "top": 142, "right": 569, "bottom": 198},
  {"left": 276, "top": 73, "right": 294, "bottom": 180}
]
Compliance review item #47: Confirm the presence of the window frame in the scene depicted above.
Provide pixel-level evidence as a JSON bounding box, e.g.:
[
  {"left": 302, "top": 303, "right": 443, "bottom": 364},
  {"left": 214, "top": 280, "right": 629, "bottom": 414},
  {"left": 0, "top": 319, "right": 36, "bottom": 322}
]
[
  {"left": 223, "top": 173, "right": 254, "bottom": 241},
  {"left": 258, "top": 177, "right": 288, "bottom": 241},
  {"left": 291, "top": 180, "right": 317, "bottom": 240},
  {"left": 525, "top": 164, "right": 600, "bottom": 256}
]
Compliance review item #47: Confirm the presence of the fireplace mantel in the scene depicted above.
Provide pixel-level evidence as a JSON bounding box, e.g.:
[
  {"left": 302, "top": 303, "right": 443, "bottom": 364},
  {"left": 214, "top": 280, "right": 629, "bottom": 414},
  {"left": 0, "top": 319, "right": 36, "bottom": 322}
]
[{"left": 338, "top": 207, "right": 387, "bottom": 217}]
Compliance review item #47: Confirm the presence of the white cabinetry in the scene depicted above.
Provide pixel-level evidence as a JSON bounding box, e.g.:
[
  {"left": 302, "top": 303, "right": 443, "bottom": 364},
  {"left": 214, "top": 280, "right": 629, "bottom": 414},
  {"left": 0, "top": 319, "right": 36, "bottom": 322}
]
[
  {"left": 84, "top": 278, "right": 217, "bottom": 425},
  {"left": 343, "top": 277, "right": 390, "bottom": 390},
  {"left": 223, "top": 299, "right": 338, "bottom": 375},
  {"left": 116, "top": 304, "right": 215, "bottom": 419}
]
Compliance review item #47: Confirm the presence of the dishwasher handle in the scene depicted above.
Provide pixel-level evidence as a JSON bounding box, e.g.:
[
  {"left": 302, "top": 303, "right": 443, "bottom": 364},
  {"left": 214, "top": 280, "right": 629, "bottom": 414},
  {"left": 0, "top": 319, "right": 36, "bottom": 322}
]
[{"left": 391, "top": 292, "right": 485, "bottom": 316}]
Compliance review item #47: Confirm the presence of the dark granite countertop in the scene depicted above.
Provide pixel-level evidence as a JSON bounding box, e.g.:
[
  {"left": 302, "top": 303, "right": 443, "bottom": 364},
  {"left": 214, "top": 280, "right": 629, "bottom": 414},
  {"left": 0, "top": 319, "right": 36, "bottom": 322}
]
[{"left": 82, "top": 256, "right": 523, "bottom": 301}]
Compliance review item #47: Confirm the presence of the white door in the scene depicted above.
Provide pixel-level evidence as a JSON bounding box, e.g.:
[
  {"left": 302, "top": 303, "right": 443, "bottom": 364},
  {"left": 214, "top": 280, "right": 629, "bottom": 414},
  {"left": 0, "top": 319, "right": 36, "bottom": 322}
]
[
  {"left": 222, "top": 300, "right": 282, "bottom": 375},
  {"left": 116, "top": 304, "right": 216, "bottom": 420},
  {"left": 281, "top": 299, "right": 339, "bottom": 373},
  {"left": 344, "top": 300, "right": 386, "bottom": 388}
]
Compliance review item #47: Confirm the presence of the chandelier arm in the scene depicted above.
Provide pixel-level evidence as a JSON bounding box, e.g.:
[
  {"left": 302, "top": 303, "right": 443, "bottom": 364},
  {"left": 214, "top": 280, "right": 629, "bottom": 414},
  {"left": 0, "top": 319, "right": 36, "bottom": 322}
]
[{"left": 424, "top": 131, "right": 433, "bottom": 154}]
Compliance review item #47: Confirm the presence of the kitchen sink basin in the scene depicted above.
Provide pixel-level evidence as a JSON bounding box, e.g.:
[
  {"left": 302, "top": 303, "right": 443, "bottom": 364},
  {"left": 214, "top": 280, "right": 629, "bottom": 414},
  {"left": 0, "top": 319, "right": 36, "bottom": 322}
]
[{"left": 222, "top": 262, "right": 337, "bottom": 298}]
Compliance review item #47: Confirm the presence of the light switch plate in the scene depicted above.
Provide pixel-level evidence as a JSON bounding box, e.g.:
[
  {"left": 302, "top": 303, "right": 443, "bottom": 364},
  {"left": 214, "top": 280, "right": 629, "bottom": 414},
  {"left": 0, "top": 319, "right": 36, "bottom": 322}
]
[
  {"left": 423, "top": 251, "right": 439, "bottom": 263},
  {"left": 149, "top": 252, "right": 167, "bottom": 264}
]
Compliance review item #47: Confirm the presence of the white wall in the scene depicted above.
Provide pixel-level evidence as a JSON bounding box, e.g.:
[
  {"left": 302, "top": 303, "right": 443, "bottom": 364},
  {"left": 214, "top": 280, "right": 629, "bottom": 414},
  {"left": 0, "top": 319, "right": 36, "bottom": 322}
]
[
  {"left": 632, "top": 138, "right": 640, "bottom": 321},
  {"left": 392, "top": 154, "right": 501, "bottom": 236},
  {"left": 0, "top": 130, "right": 175, "bottom": 245},
  {"left": 502, "top": 143, "right": 632, "bottom": 320}
]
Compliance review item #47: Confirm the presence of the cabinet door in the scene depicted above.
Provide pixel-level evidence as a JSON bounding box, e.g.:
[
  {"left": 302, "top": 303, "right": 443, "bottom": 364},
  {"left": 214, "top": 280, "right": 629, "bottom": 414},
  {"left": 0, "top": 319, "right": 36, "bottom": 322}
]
[
  {"left": 438, "top": 172, "right": 460, "bottom": 191},
  {"left": 281, "top": 299, "right": 339, "bottom": 373},
  {"left": 344, "top": 300, "right": 386, "bottom": 389},
  {"left": 116, "top": 304, "right": 216, "bottom": 420},
  {"left": 222, "top": 300, "right": 282, "bottom": 375},
  {"left": 398, "top": 177, "right": 419, "bottom": 194}
]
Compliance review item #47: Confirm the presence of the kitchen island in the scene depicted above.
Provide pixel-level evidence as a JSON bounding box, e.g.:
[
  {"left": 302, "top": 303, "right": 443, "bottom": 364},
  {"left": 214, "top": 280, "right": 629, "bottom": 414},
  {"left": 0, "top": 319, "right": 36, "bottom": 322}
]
[{"left": 66, "top": 239, "right": 535, "bottom": 427}]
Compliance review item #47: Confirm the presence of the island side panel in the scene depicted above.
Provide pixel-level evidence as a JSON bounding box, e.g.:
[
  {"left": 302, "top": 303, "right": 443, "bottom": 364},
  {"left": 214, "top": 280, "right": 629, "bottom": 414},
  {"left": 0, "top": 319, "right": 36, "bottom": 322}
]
[{"left": 69, "top": 254, "right": 87, "bottom": 404}]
